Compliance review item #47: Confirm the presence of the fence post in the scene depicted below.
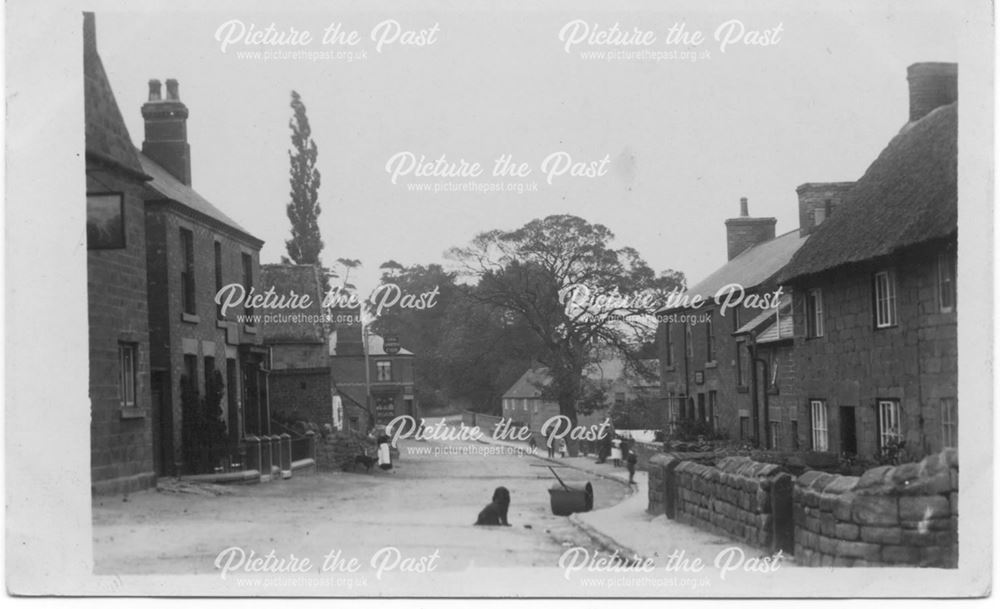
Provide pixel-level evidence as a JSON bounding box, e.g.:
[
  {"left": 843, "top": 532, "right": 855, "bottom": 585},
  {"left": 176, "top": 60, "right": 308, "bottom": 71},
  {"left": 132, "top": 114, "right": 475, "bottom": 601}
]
[
  {"left": 305, "top": 430, "right": 316, "bottom": 464},
  {"left": 280, "top": 433, "right": 292, "bottom": 479},
  {"left": 663, "top": 457, "right": 682, "bottom": 520},
  {"left": 245, "top": 435, "right": 261, "bottom": 481},
  {"left": 260, "top": 434, "right": 273, "bottom": 482}
]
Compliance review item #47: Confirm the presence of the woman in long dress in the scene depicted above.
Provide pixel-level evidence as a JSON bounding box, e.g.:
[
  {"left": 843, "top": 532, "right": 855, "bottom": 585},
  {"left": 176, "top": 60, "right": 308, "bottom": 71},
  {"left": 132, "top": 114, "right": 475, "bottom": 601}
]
[
  {"left": 377, "top": 431, "right": 393, "bottom": 471},
  {"left": 610, "top": 436, "right": 622, "bottom": 467}
]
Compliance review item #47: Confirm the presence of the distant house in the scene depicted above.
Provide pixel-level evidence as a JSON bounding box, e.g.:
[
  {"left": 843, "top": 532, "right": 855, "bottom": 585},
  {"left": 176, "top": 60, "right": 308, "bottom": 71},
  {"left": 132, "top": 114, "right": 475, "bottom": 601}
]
[
  {"left": 329, "top": 310, "right": 418, "bottom": 431},
  {"left": 500, "top": 357, "right": 651, "bottom": 433},
  {"left": 139, "top": 77, "right": 268, "bottom": 475},
  {"left": 260, "top": 264, "right": 334, "bottom": 428},
  {"left": 84, "top": 12, "right": 156, "bottom": 494},
  {"left": 777, "top": 63, "right": 958, "bottom": 459}
]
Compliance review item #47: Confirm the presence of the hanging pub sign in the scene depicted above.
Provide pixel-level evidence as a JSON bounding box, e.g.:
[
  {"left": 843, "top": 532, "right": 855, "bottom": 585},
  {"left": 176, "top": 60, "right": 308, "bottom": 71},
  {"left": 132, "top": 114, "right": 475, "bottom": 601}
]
[{"left": 383, "top": 335, "right": 401, "bottom": 355}]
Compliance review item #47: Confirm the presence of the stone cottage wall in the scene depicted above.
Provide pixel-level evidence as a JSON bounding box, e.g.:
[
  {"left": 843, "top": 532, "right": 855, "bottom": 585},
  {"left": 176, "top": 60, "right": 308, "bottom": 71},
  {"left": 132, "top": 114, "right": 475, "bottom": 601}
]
[{"left": 793, "top": 448, "right": 957, "bottom": 567}]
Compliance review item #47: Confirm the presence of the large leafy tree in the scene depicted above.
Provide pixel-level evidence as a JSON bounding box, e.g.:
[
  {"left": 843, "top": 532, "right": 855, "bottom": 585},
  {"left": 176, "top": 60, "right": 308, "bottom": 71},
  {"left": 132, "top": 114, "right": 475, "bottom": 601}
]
[
  {"left": 367, "top": 263, "right": 542, "bottom": 414},
  {"left": 449, "top": 215, "right": 684, "bottom": 427},
  {"left": 285, "top": 90, "right": 324, "bottom": 265}
]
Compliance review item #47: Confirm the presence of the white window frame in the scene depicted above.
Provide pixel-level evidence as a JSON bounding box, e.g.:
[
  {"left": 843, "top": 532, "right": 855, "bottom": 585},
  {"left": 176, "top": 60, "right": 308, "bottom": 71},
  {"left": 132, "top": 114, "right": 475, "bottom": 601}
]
[
  {"left": 938, "top": 251, "right": 955, "bottom": 312},
  {"left": 878, "top": 399, "right": 902, "bottom": 449},
  {"left": 807, "top": 288, "right": 824, "bottom": 338},
  {"left": 375, "top": 360, "right": 392, "bottom": 382},
  {"left": 119, "top": 343, "right": 137, "bottom": 408},
  {"left": 769, "top": 420, "right": 781, "bottom": 450},
  {"left": 810, "top": 400, "right": 828, "bottom": 451},
  {"left": 940, "top": 398, "right": 957, "bottom": 449},
  {"left": 874, "top": 270, "right": 897, "bottom": 328}
]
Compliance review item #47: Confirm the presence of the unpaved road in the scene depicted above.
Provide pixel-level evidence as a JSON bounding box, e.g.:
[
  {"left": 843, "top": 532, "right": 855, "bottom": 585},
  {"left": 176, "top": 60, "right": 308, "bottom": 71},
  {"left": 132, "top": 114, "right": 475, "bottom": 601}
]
[{"left": 93, "top": 437, "right": 629, "bottom": 575}]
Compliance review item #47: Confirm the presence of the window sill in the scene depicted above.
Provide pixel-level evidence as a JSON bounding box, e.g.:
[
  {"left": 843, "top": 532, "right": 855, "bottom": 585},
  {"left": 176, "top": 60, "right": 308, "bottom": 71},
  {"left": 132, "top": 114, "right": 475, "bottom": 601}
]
[
  {"left": 181, "top": 312, "right": 200, "bottom": 324},
  {"left": 120, "top": 407, "right": 147, "bottom": 420},
  {"left": 244, "top": 324, "right": 257, "bottom": 334},
  {"left": 216, "top": 319, "right": 230, "bottom": 329},
  {"left": 705, "top": 361, "right": 718, "bottom": 369}
]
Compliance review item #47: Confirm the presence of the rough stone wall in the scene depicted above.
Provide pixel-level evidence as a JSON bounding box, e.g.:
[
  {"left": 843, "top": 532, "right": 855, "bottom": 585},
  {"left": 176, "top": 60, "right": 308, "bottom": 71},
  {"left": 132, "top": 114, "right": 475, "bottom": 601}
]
[
  {"left": 315, "top": 431, "right": 377, "bottom": 471},
  {"left": 793, "top": 448, "right": 957, "bottom": 567},
  {"left": 790, "top": 246, "right": 957, "bottom": 458},
  {"left": 672, "top": 456, "right": 792, "bottom": 551}
]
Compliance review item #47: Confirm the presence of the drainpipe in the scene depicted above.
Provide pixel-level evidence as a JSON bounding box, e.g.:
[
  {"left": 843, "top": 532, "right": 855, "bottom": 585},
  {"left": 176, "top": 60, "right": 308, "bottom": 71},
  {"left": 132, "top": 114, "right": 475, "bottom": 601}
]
[
  {"left": 754, "top": 353, "right": 772, "bottom": 449},
  {"left": 747, "top": 341, "right": 759, "bottom": 446}
]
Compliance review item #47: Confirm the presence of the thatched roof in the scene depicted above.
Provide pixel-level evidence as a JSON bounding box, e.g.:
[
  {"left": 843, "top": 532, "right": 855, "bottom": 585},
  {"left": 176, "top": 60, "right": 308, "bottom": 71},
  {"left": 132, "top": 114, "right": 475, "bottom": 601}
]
[{"left": 778, "top": 102, "right": 957, "bottom": 283}]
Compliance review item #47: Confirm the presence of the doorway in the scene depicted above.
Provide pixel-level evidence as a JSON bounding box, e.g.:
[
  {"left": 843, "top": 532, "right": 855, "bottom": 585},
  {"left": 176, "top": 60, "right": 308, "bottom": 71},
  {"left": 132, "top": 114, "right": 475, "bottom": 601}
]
[
  {"left": 839, "top": 406, "right": 857, "bottom": 456},
  {"left": 151, "top": 370, "right": 173, "bottom": 476}
]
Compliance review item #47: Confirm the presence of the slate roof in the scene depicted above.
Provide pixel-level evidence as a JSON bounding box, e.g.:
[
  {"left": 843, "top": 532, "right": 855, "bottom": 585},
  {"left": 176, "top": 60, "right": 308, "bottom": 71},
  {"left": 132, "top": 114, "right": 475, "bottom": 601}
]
[
  {"left": 139, "top": 152, "right": 261, "bottom": 245},
  {"left": 259, "top": 264, "right": 326, "bottom": 344},
  {"left": 83, "top": 13, "right": 147, "bottom": 178},
  {"left": 778, "top": 102, "right": 957, "bottom": 283},
  {"left": 657, "top": 229, "right": 808, "bottom": 313}
]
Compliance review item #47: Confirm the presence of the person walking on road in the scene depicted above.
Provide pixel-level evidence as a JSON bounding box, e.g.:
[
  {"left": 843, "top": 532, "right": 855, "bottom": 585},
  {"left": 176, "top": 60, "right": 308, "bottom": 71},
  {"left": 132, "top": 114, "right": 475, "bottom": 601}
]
[
  {"left": 546, "top": 430, "right": 556, "bottom": 459},
  {"left": 625, "top": 439, "right": 638, "bottom": 484}
]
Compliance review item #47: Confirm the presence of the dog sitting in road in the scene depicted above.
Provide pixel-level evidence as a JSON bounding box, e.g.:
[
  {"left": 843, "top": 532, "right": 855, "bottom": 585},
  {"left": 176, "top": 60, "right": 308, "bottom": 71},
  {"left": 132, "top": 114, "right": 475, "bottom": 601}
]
[{"left": 474, "top": 486, "right": 511, "bottom": 526}]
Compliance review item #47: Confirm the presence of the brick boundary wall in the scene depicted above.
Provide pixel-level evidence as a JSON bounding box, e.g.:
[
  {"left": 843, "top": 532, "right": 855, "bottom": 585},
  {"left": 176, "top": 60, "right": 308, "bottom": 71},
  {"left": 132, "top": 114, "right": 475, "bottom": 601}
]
[{"left": 793, "top": 448, "right": 957, "bottom": 567}]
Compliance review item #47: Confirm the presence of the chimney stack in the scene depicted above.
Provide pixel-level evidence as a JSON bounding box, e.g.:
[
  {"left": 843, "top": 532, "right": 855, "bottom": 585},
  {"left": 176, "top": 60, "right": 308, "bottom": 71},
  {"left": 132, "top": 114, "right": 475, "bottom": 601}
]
[
  {"left": 795, "top": 182, "right": 855, "bottom": 237},
  {"left": 724, "top": 197, "right": 776, "bottom": 260},
  {"left": 141, "top": 77, "right": 191, "bottom": 185},
  {"left": 907, "top": 62, "right": 957, "bottom": 123}
]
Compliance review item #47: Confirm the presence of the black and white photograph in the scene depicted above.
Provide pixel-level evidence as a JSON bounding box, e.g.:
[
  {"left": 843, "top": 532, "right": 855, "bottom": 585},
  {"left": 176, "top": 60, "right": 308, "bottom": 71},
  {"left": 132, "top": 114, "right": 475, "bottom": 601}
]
[{"left": 4, "top": 0, "right": 995, "bottom": 598}]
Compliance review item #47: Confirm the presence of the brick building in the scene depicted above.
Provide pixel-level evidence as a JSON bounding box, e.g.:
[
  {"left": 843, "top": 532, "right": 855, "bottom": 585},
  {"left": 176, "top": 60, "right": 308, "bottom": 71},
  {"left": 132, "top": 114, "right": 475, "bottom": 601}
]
[
  {"left": 655, "top": 199, "right": 823, "bottom": 445},
  {"left": 329, "top": 311, "right": 418, "bottom": 431},
  {"left": 139, "top": 78, "right": 269, "bottom": 475},
  {"left": 777, "top": 63, "right": 958, "bottom": 459},
  {"left": 84, "top": 13, "right": 156, "bottom": 493},
  {"left": 260, "top": 264, "right": 334, "bottom": 427}
]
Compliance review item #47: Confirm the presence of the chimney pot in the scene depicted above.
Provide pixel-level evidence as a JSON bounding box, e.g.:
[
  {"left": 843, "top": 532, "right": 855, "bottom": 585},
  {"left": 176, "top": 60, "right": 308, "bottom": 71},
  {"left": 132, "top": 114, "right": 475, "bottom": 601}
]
[
  {"left": 148, "top": 79, "right": 162, "bottom": 101},
  {"left": 795, "top": 182, "right": 855, "bottom": 237},
  {"left": 141, "top": 78, "right": 191, "bottom": 185},
  {"left": 165, "top": 78, "right": 180, "bottom": 101},
  {"left": 739, "top": 197, "right": 749, "bottom": 217},
  {"left": 907, "top": 62, "right": 957, "bottom": 123}
]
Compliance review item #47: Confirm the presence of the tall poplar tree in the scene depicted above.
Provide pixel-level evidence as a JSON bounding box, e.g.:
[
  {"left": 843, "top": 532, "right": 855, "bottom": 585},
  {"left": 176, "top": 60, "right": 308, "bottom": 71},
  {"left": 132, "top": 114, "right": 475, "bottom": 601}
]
[{"left": 285, "top": 90, "right": 324, "bottom": 265}]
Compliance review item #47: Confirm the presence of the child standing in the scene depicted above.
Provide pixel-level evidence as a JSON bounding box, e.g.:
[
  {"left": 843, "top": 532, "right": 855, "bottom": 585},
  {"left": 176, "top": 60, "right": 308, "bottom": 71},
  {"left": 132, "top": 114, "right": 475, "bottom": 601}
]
[{"left": 626, "top": 442, "right": 638, "bottom": 484}]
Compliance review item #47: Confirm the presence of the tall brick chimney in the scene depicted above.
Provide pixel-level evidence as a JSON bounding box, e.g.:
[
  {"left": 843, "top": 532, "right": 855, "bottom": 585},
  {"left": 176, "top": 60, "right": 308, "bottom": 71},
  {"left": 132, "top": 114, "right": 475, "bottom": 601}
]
[
  {"left": 724, "top": 197, "right": 776, "bottom": 260},
  {"left": 795, "top": 182, "right": 855, "bottom": 237},
  {"left": 907, "top": 62, "right": 957, "bottom": 123},
  {"left": 141, "top": 78, "right": 191, "bottom": 185}
]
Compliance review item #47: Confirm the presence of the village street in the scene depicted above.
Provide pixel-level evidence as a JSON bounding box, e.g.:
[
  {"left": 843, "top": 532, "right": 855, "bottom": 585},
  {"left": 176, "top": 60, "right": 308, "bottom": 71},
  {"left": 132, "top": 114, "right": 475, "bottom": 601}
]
[{"left": 92, "top": 435, "right": 629, "bottom": 576}]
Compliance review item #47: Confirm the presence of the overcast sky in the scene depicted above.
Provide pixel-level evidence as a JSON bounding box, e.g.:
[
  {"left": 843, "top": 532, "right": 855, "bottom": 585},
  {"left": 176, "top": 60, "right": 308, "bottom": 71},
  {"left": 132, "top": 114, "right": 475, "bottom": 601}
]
[{"left": 92, "top": 0, "right": 958, "bottom": 297}]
